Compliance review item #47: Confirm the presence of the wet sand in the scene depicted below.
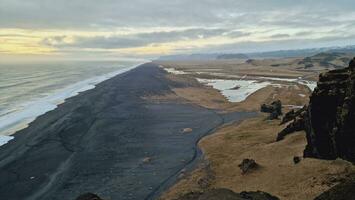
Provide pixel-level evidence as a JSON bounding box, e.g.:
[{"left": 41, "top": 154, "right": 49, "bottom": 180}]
[{"left": 0, "top": 63, "right": 256, "bottom": 200}]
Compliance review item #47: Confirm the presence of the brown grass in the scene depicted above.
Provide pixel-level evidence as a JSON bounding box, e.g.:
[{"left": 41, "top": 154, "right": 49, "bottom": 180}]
[
  {"left": 154, "top": 61, "right": 354, "bottom": 200},
  {"left": 161, "top": 117, "right": 355, "bottom": 200}
]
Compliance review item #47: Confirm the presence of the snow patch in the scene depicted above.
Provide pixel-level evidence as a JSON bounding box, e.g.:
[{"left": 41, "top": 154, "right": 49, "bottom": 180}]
[
  {"left": 257, "top": 76, "right": 317, "bottom": 91},
  {"left": 197, "top": 78, "right": 271, "bottom": 103},
  {"left": 162, "top": 67, "right": 188, "bottom": 75}
]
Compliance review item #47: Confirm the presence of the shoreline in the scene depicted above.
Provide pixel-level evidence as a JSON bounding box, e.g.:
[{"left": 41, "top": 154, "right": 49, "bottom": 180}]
[
  {"left": 146, "top": 109, "right": 257, "bottom": 200},
  {"left": 0, "top": 63, "right": 256, "bottom": 200},
  {"left": 0, "top": 62, "right": 143, "bottom": 138}
]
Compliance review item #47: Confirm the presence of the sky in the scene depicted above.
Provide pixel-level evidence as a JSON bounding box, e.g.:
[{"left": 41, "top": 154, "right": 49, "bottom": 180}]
[{"left": 1, "top": 0, "right": 355, "bottom": 60}]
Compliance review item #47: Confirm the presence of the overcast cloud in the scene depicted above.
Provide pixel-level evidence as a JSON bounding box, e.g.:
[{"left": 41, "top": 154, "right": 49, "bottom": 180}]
[{"left": 0, "top": 0, "right": 355, "bottom": 58}]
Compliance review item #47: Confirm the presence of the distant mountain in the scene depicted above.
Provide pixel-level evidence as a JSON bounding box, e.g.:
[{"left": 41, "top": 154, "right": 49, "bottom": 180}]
[
  {"left": 247, "top": 45, "right": 355, "bottom": 59},
  {"left": 298, "top": 52, "right": 354, "bottom": 69},
  {"left": 328, "top": 45, "right": 355, "bottom": 54},
  {"left": 157, "top": 53, "right": 248, "bottom": 61},
  {"left": 156, "top": 45, "right": 355, "bottom": 61},
  {"left": 246, "top": 47, "right": 333, "bottom": 59},
  {"left": 216, "top": 54, "right": 249, "bottom": 60},
  {"left": 157, "top": 54, "right": 219, "bottom": 61}
]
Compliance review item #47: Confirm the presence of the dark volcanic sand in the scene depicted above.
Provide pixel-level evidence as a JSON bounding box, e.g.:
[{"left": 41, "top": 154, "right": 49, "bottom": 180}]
[{"left": 0, "top": 63, "right": 256, "bottom": 200}]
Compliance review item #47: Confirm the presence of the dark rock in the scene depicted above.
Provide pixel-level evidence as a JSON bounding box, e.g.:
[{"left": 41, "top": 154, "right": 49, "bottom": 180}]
[
  {"left": 293, "top": 156, "right": 301, "bottom": 164},
  {"left": 176, "top": 188, "right": 280, "bottom": 200},
  {"left": 75, "top": 193, "right": 103, "bottom": 200},
  {"left": 231, "top": 85, "right": 241, "bottom": 90},
  {"left": 238, "top": 191, "right": 280, "bottom": 200},
  {"left": 280, "top": 109, "right": 296, "bottom": 125},
  {"left": 280, "top": 106, "right": 308, "bottom": 125},
  {"left": 246, "top": 59, "right": 256, "bottom": 65},
  {"left": 303, "top": 58, "right": 355, "bottom": 162},
  {"left": 238, "top": 159, "right": 259, "bottom": 174},
  {"left": 268, "top": 112, "right": 280, "bottom": 121},
  {"left": 261, "top": 100, "right": 282, "bottom": 120},
  {"left": 276, "top": 109, "right": 307, "bottom": 141}
]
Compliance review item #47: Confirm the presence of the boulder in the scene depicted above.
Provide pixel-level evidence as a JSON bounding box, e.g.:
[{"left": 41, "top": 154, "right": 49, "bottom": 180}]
[
  {"left": 293, "top": 156, "right": 301, "bottom": 164},
  {"left": 261, "top": 100, "right": 282, "bottom": 120},
  {"left": 238, "top": 159, "right": 259, "bottom": 174},
  {"left": 182, "top": 128, "right": 193, "bottom": 133}
]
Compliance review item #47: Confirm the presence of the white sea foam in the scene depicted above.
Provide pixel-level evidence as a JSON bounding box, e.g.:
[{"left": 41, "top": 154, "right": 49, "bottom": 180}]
[
  {"left": 0, "top": 63, "right": 141, "bottom": 142},
  {"left": 197, "top": 78, "right": 271, "bottom": 102},
  {"left": 0, "top": 135, "right": 14, "bottom": 146}
]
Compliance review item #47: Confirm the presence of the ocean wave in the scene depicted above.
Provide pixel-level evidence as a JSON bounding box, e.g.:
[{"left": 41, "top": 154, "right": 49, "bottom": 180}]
[{"left": 0, "top": 63, "right": 143, "bottom": 143}]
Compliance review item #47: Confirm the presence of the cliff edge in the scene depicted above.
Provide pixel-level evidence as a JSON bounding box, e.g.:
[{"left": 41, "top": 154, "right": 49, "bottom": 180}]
[{"left": 304, "top": 58, "right": 355, "bottom": 162}]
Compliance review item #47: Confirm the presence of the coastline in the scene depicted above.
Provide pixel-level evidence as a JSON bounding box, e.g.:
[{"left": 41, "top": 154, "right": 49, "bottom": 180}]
[
  {"left": 0, "top": 63, "right": 256, "bottom": 200},
  {"left": 0, "top": 62, "right": 143, "bottom": 139}
]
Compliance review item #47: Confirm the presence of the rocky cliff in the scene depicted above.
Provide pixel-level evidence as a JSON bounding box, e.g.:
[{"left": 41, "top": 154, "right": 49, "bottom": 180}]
[{"left": 304, "top": 58, "right": 355, "bottom": 162}]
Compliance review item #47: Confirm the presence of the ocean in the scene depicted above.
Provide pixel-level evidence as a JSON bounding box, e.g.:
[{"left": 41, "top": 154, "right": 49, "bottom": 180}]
[{"left": 0, "top": 60, "right": 144, "bottom": 145}]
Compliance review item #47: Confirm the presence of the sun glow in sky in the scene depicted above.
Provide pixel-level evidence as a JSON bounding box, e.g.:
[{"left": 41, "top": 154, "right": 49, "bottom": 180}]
[{"left": 1, "top": 0, "right": 355, "bottom": 60}]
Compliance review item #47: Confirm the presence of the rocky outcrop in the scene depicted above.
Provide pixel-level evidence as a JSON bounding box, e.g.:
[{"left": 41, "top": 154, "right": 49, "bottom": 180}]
[
  {"left": 280, "top": 106, "right": 307, "bottom": 125},
  {"left": 261, "top": 100, "right": 282, "bottom": 120},
  {"left": 175, "top": 188, "right": 280, "bottom": 200},
  {"left": 304, "top": 58, "right": 355, "bottom": 162},
  {"left": 276, "top": 107, "right": 308, "bottom": 141}
]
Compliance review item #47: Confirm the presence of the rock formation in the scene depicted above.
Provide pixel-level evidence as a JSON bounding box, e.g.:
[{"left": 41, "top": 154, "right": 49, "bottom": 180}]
[
  {"left": 304, "top": 58, "right": 355, "bottom": 162},
  {"left": 276, "top": 58, "right": 355, "bottom": 163},
  {"left": 276, "top": 107, "right": 308, "bottom": 141},
  {"left": 280, "top": 106, "right": 307, "bottom": 125},
  {"left": 260, "top": 100, "right": 282, "bottom": 120}
]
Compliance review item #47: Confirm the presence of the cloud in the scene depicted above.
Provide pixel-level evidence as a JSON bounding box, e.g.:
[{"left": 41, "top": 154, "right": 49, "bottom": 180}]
[
  {"left": 41, "top": 28, "right": 233, "bottom": 49},
  {"left": 1, "top": 0, "right": 355, "bottom": 57},
  {"left": 270, "top": 34, "right": 290, "bottom": 39},
  {"left": 1, "top": 0, "right": 355, "bottom": 29}
]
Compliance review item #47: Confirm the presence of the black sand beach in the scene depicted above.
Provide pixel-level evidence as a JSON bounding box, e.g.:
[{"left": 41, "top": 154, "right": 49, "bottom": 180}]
[{"left": 0, "top": 63, "right": 255, "bottom": 200}]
